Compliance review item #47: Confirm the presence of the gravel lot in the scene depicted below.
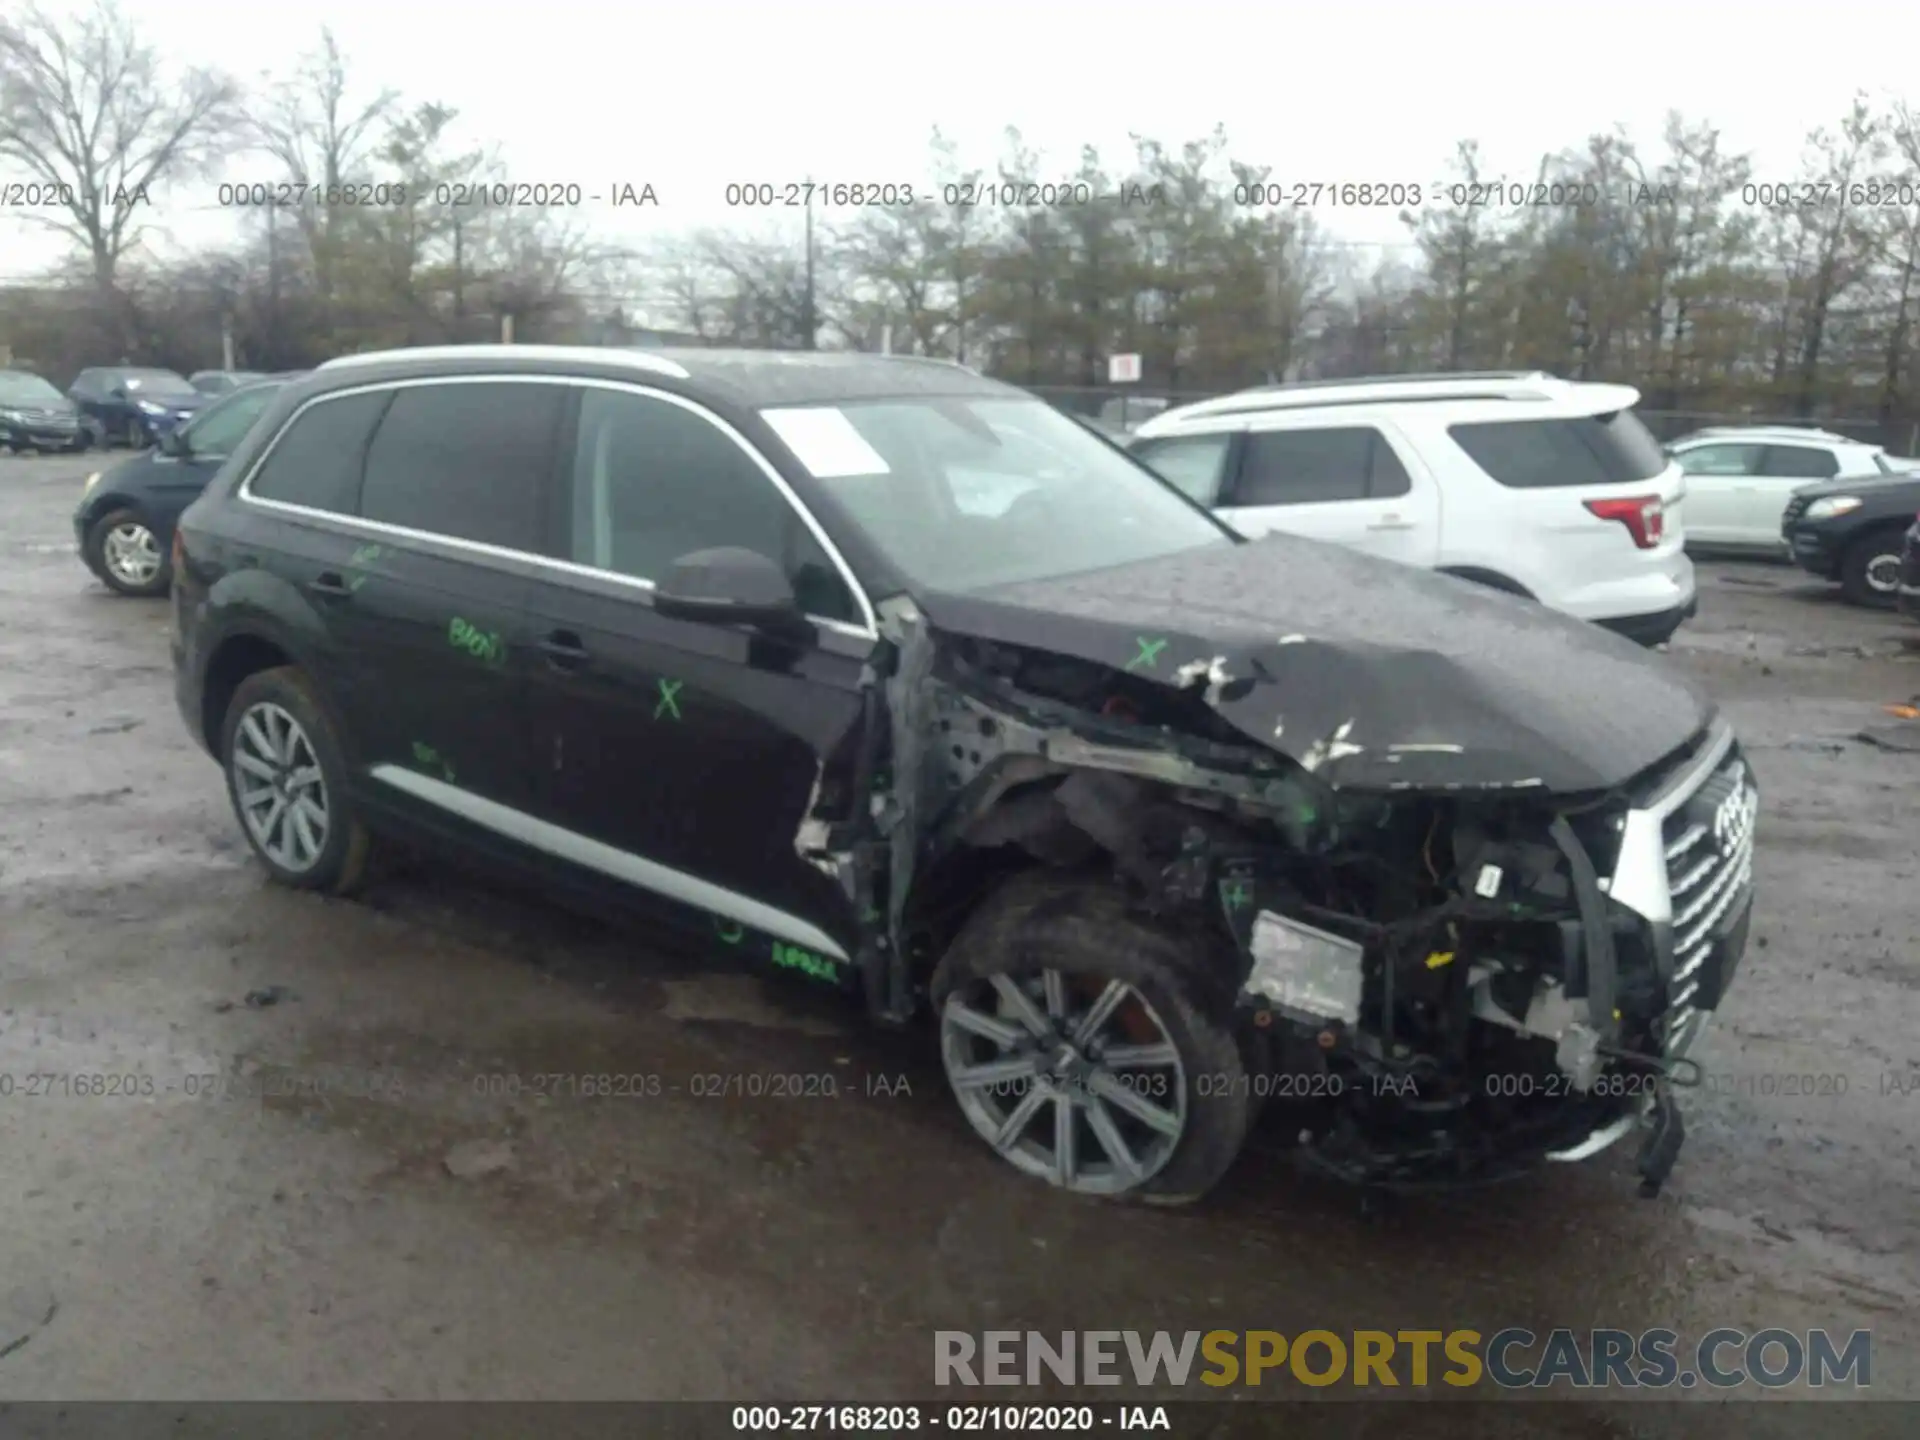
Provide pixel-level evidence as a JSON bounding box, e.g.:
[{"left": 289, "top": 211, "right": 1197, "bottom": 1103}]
[{"left": 3, "top": 451, "right": 1918, "bottom": 1433}]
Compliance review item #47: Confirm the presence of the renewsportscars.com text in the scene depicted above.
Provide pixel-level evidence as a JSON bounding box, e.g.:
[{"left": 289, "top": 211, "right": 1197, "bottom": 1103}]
[{"left": 934, "top": 1328, "right": 1871, "bottom": 1390}]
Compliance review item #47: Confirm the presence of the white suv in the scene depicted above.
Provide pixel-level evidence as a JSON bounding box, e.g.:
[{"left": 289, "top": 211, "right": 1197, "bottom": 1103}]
[
  {"left": 1664, "top": 426, "right": 1909, "bottom": 552},
  {"left": 1127, "top": 372, "right": 1697, "bottom": 646}
]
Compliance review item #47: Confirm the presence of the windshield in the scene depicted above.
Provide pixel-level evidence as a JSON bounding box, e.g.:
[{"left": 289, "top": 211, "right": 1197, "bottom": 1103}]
[
  {"left": 0, "top": 372, "right": 65, "bottom": 405},
  {"left": 761, "top": 396, "right": 1233, "bottom": 592},
  {"left": 121, "top": 369, "right": 195, "bottom": 396}
]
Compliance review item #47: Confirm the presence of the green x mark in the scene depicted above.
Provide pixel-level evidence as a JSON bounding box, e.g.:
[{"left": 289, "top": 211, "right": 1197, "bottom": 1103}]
[
  {"left": 1221, "top": 879, "right": 1252, "bottom": 911},
  {"left": 654, "top": 678, "right": 683, "bottom": 721},
  {"left": 1125, "top": 636, "right": 1168, "bottom": 671}
]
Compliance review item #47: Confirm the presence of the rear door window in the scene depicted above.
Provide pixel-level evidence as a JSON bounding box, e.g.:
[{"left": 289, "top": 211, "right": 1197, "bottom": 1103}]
[
  {"left": 1759, "top": 444, "right": 1840, "bottom": 479},
  {"left": 1448, "top": 410, "right": 1668, "bottom": 488},
  {"left": 1233, "top": 427, "right": 1376, "bottom": 505},
  {"left": 1674, "top": 443, "right": 1763, "bottom": 476},
  {"left": 358, "top": 381, "right": 565, "bottom": 553},
  {"left": 247, "top": 390, "right": 390, "bottom": 514}
]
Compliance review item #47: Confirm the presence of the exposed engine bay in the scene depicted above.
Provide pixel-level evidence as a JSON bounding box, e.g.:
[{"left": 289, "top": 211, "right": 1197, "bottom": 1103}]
[{"left": 816, "top": 595, "right": 1757, "bottom": 1198}]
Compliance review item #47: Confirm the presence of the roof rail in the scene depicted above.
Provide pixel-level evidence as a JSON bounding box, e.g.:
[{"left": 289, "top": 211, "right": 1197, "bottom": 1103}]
[
  {"left": 1236, "top": 370, "right": 1556, "bottom": 394},
  {"left": 318, "top": 343, "right": 691, "bottom": 380},
  {"left": 1163, "top": 370, "right": 1568, "bottom": 422}
]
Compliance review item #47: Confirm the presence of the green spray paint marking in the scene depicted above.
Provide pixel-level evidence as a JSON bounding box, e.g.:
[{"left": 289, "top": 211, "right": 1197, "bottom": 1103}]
[
  {"left": 410, "top": 741, "right": 456, "bottom": 783},
  {"left": 770, "top": 941, "right": 838, "bottom": 982},
  {"left": 349, "top": 543, "right": 385, "bottom": 568},
  {"left": 713, "top": 916, "right": 745, "bottom": 944},
  {"left": 654, "top": 678, "right": 683, "bottom": 721},
  {"left": 1220, "top": 879, "right": 1252, "bottom": 911},
  {"left": 448, "top": 616, "right": 506, "bottom": 668},
  {"left": 1125, "top": 636, "right": 1168, "bottom": 671}
]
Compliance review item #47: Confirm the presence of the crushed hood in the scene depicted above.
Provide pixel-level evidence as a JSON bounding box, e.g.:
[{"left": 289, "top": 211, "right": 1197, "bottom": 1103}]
[{"left": 915, "top": 534, "right": 1713, "bottom": 794}]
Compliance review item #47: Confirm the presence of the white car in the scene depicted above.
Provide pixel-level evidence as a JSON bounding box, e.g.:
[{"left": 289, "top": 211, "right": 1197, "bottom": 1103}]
[
  {"left": 1127, "top": 371, "right": 1696, "bottom": 647},
  {"left": 1664, "top": 426, "right": 1909, "bottom": 553}
]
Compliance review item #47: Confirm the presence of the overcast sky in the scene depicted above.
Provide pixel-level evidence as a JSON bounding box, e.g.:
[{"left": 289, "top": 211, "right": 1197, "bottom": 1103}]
[{"left": 3, "top": 0, "right": 1917, "bottom": 283}]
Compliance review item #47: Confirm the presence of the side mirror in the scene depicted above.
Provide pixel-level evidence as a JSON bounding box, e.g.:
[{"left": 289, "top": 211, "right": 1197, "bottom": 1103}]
[
  {"left": 653, "top": 546, "right": 810, "bottom": 638},
  {"left": 109, "top": 385, "right": 129, "bottom": 400},
  {"left": 158, "top": 428, "right": 189, "bottom": 457}
]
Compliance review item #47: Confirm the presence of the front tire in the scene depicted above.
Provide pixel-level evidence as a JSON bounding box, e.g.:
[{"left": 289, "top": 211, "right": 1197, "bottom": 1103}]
[
  {"left": 84, "top": 508, "right": 170, "bottom": 597},
  {"left": 219, "top": 667, "right": 372, "bottom": 895},
  {"left": 931, "top": 874, "right": 1254, "bottom": 1205},
  {"left": 1839, "top": 529, "right": 1903, "bottom": 608}
]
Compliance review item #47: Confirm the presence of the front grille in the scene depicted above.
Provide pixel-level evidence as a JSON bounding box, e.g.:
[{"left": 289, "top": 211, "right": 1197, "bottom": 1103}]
[
  {"left": 1780, "top": 495, "right": 1812, "bottom": 528},
  {"left": 1658, "top": 753, "right": 1756, "bottom": 1045}
]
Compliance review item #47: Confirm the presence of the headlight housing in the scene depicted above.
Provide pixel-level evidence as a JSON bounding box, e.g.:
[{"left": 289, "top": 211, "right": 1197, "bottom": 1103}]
[{"left": 1803, "top": 495, "right": 1863, "bottom": 520}]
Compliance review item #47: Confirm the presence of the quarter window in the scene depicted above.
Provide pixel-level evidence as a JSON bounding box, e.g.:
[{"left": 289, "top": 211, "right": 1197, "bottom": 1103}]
[
  {"left": 358, "top": 382, "right": 563, "bottom": 552},
  {"left": 247, "top": 390, "right": 390, "bottom": 514},
  {"left": 565, "top": 389, "right": 857, "bottom": 623},
  {"left": 1449, "top": 411, "right": 1668, "bottom": 487}
]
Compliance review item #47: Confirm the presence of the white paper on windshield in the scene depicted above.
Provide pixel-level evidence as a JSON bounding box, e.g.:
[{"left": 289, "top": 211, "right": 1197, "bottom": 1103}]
[{"left": 762, "top": 407, "right": 892, "bottom": 478}]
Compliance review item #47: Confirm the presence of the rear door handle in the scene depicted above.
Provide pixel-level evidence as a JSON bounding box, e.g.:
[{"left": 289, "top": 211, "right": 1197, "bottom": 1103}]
[
  {"left": 1367, "top": 518, "right": 1416, "bottom": 531},
  {"left": 308, "top": 571, "right": 351, "bottom": 598},
  {"left": 539, "top": 630, "right": 591, "bottom": 668}
]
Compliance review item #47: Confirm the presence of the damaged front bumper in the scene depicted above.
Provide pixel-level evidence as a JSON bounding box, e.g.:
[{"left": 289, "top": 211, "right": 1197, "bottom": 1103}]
[{"left": 1234, "top": 716, "right": 1756, "bottom": 1195}]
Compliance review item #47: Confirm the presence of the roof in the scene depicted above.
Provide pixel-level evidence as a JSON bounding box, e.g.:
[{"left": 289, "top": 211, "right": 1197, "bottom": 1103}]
[
  {"left": 1140, "top": 371, "right": 1640, "bottom": 433},
  {"left": 1669, "top": 426, "right": 1875, "bottom": 447},
  {"left": 316, "top": 344, "right": 1017, "bottom": 407}
]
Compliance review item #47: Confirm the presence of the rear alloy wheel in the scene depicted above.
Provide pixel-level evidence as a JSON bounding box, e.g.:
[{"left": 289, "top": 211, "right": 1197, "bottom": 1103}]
[
  {"left": 932, "top": 876, "right": 1253, "bottom": 1204},
  {"left": 85, "top": 508, "right": 170, "bottom": 597},
  {"left": 220, "top": 667, "right": 372, "bottom": 894},
  {"left": 1840, "top": 530, "right": 1903, "bottom": 608}
]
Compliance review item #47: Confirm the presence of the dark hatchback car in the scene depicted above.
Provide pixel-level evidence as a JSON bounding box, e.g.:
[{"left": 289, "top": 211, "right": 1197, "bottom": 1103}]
[
  {"left": 1781, "top": 468, "right": 1920, "bottom": 607},
  {"left": 75, "top": 376, "right": 294, "bottom": 596},
  {"left": 171, "top": 346, "right": 1757, "bottom": 1203},
  {"left": 0, "top": 369, "right": 89, "bottom": 453},
  {"left": 69, "top": 366, "right": 208, "bottom": 449}
]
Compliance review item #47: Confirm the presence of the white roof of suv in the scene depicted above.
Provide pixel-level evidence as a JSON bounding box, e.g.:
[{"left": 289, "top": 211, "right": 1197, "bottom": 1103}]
[{"left": 1142, "top": 371, "right": 1641, "bottom": 431}]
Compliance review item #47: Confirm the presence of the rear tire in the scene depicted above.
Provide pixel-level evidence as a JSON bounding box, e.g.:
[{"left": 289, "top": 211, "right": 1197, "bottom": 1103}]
[
  {"left": 219, "top": 667, "right": 372, "bottom": 895},
  {"left": 930, "top": 873, "right": 1254, "bottom": 1205},
  {"left": 1839, "top": 529, "right": 1904, "bottom": 608}
]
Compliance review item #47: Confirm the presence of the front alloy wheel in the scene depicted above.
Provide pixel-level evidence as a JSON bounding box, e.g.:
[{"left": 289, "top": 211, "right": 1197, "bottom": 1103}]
[
  {"left": 85, "top": 508, "right": 170, "bottom": 597},
  {"left": 1841, "top": 532, "right": 1903, "bottom": 608},
  {"left": 231, "top": 700, "right": 332, "bottom": 874},
  {"left": 931, "top": 875, "right": 1255, "bottom": 1204},
  {"left": 942, "top": 971, "right": 1190, "bottom": 1195}
]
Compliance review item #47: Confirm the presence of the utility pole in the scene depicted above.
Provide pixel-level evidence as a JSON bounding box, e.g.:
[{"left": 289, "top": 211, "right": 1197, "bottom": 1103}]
[
  {"left": 221, "top": 316, "right": 235, "bottom": 370},
  {"left": 802, "top": 177, "right": 817, "bottom": 350},
  {"left": 501, "top": 312, "right": 515, "bottom": 345}
]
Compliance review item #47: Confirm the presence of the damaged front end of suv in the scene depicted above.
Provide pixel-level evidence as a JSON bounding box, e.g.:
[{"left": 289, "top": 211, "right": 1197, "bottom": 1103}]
[{"left": 827, "top": 538, "right": 1756, "bottom": 1203}]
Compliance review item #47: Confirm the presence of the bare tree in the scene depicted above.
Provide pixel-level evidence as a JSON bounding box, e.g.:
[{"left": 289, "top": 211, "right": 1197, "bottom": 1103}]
[
  {"left": 251, "top": 28, "right": 397, "bottom": 322},
  {"left": 0, "top": 0, "right": 239, "bottom": 323}
]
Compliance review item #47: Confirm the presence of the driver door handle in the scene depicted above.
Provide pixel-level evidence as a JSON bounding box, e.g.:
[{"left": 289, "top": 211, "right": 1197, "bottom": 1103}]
[
  {"left": 1367, "top": 514, "right": 1416, "bottom": 531},
  {"left": 539, "top": 630, "right": 591, "bottom": 669},
  {"left": 308, "top": 571, "right": 352, "bottom": 598}
]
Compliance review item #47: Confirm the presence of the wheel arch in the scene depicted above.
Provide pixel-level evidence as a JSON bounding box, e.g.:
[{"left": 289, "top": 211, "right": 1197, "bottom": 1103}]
[
  {"left": 1436, "top": 565, "right": 1537, "bottom": 599},
  {"left": 198, "top": 631, "right": 297, "bottom": 754}
]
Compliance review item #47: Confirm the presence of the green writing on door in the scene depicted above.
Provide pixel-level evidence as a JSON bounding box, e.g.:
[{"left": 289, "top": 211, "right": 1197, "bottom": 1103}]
[
  {"left": 449, "top": 616, "right": 506, "bottom": 668},
  {"left": 770, "top": 941, "right": 838, "bottom": 983}
]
